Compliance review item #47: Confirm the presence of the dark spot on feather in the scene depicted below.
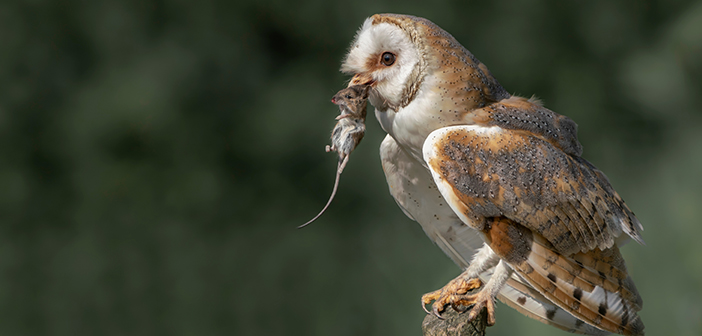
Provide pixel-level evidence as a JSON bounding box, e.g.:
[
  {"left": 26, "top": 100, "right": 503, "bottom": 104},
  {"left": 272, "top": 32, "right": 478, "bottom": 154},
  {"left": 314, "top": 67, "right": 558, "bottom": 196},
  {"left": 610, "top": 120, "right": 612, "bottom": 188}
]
[
  {"left": 546, "top": 308, "right": 557, "bottom": 320},
  {"left": 631, "top": 317, "right": 645, "bottom": 334},
  {"left": 523, "top": 263, "right": 534, "bottom": 274},
  {"left": 517, "top": 296, "right": 526, "bottom": 305},
  {"left": 575, "top": 260, "right": 583, "bottom": 268},
  {"left": 572, "top": 300, "right": 581, "bottom": 310},
  {"left": 573, "top": 288, "right": 583, "bottom": 301},
  {"left": 575, "top": 319, "right": 584, "bottom": 328},
  {"left": 598, "top": 271, "right": 606, "bottom": 280},
  {"left": 547, "top": 273, "right": 557, "bottom": 283},
  {"left": 598, "top": 302, "right": 608, "bottom": 316},
  {"left": 544, "top": 255, "right": 557, "bottom": 269}
]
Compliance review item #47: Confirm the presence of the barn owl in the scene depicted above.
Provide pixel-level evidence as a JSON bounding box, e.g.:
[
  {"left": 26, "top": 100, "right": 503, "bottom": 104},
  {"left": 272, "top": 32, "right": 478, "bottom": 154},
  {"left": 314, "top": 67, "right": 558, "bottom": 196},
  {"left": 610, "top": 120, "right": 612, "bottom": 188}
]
[{"left": 340, "top": 14, "right": 645, "bottom": 335}]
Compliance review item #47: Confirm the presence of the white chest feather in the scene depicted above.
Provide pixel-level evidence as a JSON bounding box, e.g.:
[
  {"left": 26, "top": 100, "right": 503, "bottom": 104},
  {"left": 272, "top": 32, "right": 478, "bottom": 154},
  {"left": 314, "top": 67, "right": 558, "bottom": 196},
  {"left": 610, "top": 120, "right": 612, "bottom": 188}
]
[{"left": 373, "top": 76, "right": 450, "bottom": 163}]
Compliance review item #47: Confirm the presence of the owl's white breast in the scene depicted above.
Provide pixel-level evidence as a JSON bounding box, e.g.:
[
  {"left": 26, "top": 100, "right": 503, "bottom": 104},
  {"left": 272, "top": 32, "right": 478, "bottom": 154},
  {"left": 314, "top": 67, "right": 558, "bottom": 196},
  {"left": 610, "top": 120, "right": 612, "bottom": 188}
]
[
  {"left": 371, "top": 76, "right": 445, "bottom": 164},
  {"left": 373, "top": 74, "right": 472, "bottom": 164}
]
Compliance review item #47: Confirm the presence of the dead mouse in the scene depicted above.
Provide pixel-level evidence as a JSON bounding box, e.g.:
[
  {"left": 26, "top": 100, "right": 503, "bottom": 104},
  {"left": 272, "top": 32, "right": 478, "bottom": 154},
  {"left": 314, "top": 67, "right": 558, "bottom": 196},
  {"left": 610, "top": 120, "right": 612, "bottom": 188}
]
[{"left": 299, "top": 85, "right": 370, "bottom": 228}]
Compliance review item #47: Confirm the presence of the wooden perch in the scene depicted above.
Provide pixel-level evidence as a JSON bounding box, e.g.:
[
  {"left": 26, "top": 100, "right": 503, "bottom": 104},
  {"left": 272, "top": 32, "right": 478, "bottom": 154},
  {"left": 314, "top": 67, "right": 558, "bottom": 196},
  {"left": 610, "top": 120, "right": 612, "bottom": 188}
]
[{"left": 421, "top": 306, "right": 487, "bottom": 336}]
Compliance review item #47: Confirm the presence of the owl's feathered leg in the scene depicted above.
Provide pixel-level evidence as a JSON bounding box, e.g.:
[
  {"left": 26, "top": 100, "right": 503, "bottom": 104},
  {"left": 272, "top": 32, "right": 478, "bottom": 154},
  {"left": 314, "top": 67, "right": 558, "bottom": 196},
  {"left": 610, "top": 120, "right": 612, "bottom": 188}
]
[{"left": 421, "top": 244, "right": 510, "bottom": 325}]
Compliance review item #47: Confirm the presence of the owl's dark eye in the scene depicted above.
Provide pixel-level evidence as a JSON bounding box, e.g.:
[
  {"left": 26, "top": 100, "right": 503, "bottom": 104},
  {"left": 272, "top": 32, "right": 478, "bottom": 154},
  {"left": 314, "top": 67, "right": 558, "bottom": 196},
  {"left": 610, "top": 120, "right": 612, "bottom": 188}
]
[{"left": 381, "top": 52, "right": 395, "bottom": 66}]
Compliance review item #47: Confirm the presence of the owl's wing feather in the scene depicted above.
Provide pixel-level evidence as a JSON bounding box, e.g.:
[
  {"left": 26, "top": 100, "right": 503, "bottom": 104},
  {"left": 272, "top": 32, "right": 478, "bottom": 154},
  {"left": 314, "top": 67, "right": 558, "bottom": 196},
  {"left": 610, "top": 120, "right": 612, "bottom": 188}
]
[
  {"left": 422, "top": 125, "right": 643, "bottom": 256},
  {"left": 422, "top": 125, "right": 644, "bottom": 335},
  {"left": 474, "top": 96, "right": 584, "bottom": 157}
]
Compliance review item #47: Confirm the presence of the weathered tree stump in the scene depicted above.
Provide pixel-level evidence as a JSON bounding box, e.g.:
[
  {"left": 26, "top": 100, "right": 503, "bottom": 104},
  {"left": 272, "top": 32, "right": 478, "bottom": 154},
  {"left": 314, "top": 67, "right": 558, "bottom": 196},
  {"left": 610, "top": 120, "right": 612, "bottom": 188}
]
[{"left": 421, "top": 306, "right": 487, "bottom": 336}]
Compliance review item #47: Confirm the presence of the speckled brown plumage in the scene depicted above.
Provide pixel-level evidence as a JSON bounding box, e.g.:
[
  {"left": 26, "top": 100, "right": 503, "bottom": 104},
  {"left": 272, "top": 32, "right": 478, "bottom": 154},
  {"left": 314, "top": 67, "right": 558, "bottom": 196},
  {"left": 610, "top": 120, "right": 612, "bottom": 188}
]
[{"left": 426, "top": 126, "right": 643, "bottom": 255}]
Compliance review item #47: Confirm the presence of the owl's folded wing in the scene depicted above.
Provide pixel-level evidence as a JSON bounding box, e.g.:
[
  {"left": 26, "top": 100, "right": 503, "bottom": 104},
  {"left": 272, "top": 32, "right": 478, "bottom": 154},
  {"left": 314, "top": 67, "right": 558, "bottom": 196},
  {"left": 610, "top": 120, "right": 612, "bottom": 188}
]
[{"left": 422, "top": 125, "right": 643, "bottom": 256}]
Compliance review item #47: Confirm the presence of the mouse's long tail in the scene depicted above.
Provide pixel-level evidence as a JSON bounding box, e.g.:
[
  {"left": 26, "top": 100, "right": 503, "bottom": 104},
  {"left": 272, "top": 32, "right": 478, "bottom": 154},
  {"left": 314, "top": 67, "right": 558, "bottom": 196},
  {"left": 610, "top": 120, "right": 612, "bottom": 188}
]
[{"left": 297, "top": 155, "right": 349, "bottom": 229}]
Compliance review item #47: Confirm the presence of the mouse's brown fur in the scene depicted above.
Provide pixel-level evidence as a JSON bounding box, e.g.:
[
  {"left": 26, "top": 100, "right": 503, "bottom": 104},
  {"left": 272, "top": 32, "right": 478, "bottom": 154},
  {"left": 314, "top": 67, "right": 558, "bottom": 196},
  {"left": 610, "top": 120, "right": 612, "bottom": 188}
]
[
  {"left": 299, "top": 85, "right": 370, "bottom": 228},
  {"left": 326, "top": 85, "right": 369, "bottom": 166}
]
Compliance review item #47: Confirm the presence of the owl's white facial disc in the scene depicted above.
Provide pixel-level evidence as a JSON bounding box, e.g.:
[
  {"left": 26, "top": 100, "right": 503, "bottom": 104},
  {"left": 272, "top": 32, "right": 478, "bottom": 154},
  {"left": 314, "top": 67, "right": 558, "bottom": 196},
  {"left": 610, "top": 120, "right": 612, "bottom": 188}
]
[{"left": 341, "top": 18, "right": 421, "bottom": 109}]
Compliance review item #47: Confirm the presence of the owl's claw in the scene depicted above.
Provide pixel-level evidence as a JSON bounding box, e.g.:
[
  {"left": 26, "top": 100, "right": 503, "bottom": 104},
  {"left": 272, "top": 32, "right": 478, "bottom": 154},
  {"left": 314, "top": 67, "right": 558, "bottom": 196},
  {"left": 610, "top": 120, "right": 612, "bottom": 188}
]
[
  {"left": 433, "top": 302, "right": 444, "bottom": 319},
  {"left": 421, "top": 294, "right": 434, "bottom": 315},
  {"left": 421, "top": 277, "right": 484, "bottom": 320},
  {"left": 466, "top": 292, "right": 496, "bottom": 326}
]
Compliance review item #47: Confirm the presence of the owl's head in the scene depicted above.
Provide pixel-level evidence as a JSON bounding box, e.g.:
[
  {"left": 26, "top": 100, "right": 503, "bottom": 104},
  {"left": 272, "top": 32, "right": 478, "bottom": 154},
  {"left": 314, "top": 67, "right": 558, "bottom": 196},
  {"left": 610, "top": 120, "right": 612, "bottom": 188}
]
[
  {"left": 341, "top": 14, "right": 429, "bottom": 110},
  {"left": 341, "top": 14, "right": 507, "bottom": 113}
]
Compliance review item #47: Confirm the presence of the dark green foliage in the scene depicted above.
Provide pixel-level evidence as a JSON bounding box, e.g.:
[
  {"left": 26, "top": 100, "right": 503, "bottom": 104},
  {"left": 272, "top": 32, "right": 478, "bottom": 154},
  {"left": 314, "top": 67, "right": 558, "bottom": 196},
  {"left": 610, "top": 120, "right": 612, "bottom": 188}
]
[{"left": 1, "top": 0, "right": 701, "bottom": 335}]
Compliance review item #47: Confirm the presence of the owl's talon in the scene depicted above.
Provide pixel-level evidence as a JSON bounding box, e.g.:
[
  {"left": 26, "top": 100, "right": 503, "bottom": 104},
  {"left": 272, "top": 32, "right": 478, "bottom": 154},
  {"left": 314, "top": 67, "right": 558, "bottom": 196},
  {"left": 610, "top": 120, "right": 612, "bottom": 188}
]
[
  {"left": 421, "top": 288, "right": 442, "bottom": 314},
  {"left": 422, "top": 304, "right": 430, "bottom": 315},
  {"left": 421, "top": 297, "right": 432, "bottom": 314},
  {"left": 421, "top": 276, "right": 483, "bottom": 319},
  {"left": 432, "top": 304, "right": 445, "bottom": 320}
]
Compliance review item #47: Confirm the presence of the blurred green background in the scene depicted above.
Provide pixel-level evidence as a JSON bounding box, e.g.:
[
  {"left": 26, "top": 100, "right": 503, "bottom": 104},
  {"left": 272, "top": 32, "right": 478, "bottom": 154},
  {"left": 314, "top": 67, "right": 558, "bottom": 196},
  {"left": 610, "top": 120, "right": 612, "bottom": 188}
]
[{"left": 2, "top": 0, "right": 701, "bottom": 335}]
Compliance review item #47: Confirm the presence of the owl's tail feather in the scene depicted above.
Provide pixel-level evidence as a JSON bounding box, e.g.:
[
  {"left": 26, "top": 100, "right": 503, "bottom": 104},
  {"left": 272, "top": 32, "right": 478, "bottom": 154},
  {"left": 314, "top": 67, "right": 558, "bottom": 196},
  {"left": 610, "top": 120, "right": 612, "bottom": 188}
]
[
  {"left": 500, "top": 231, "right": 644, "bottom": 335},
  {"left": 492, "top": 276, "right": 609, "bottom": 335}
]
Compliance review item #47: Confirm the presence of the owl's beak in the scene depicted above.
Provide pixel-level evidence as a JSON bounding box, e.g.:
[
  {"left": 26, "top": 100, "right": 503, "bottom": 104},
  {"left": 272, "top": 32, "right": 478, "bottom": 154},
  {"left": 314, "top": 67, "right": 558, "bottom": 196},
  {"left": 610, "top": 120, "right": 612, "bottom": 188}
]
[{"left": 349, "top": 73, "right": 375, "bottom": 87}]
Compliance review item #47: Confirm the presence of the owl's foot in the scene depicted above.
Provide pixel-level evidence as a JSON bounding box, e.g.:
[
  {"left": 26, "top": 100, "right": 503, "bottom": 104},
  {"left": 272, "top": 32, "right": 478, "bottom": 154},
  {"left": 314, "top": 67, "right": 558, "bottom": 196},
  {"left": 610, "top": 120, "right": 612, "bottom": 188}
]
[
  {"left": 456, "top": 289, "right": 497, "bottom": 326},
  {"left": 421, "top": 277, "right": 488, "bottom": 319}
]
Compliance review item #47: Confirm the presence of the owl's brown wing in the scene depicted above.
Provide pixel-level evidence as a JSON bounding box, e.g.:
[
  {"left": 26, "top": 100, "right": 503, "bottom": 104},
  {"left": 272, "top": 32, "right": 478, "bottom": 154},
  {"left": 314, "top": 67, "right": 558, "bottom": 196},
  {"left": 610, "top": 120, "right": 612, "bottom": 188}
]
[
  {"left": 472, "top": 96, "right": 584, "bottom": 157},
  {"left": 422, "top": 125, "right": 645, "bottom": 335},
  {"left": 422, "top": 125, "right": 643, "bottom": 256}
]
